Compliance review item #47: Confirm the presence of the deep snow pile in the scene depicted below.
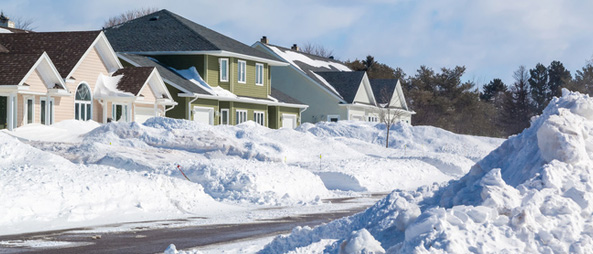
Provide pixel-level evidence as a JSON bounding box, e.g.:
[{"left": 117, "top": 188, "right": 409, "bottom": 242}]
[
  {"left": 0, "top": 132, "right": 233, "bottom": 235},
  {"left": 259, "top": 90, "right": 593, "bottom": 253},
  {"left": 31, "top": 118, "right": 501, "bottom": 204}
]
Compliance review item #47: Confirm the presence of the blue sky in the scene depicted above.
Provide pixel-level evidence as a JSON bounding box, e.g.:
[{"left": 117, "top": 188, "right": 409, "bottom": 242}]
[{"left": 3, "top": 0, "right": 593, "bottom": 88}]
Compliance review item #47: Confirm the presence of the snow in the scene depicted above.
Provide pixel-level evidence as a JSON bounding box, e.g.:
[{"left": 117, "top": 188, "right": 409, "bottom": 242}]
[
  {"left": 310, "top": 71, "right": 343, "bottom": 99},
  {"left": 94, "top": 73, "right": 133, "bottom": 98},
  {"left": 172, "top": 66, "right": 215, "bottom": 94},
  {"left": 1, "top": 110, "right": 502, "bottom": 249},
  {"left": 0, "top": 27, "right": 12, "bottom": 33},
  {"left": 268, "top": 45, "right": 352, "bottom": 72},
  {"left": 259, "top": 90, "right": 593, "bottom": 253}
]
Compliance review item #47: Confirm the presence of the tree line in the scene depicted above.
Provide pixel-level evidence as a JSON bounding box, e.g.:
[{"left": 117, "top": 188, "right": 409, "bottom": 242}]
[{"left": 346, "top": 56, "right": 593, "bottom": 138}]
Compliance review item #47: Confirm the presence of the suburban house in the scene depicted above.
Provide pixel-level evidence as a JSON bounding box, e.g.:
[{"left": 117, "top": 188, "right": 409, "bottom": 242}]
[
  {"left": 369, "top": 79, "right": 412, "bottom": 123},
  {"left": 0, "top": 30, "right": 175, "bottom": 130},
  {"left": 104, "top": 9, "right": 308, "bottom": 129},
  {"left": 252, "top": 40, "right": 414, "bottom": 124}
]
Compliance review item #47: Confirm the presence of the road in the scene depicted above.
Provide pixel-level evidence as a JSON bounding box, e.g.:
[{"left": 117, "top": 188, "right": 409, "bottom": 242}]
[{"left": 0, "top": 197, "right": 377, "bottom": 254}]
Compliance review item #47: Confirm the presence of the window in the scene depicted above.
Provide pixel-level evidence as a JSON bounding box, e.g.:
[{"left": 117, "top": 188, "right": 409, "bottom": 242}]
[
  {"left": 238, "top": 60, "right": 246, "bottom": 83},
  {"left": 368, "top": 116, "right": 378, "bottom": 122},
  {"left": 75, "top": 83, "right": 92, "bottom": 121},
  {"left": 40, "top": 98, "right": 54, "bottom": 125},
  {"left": 220, "top": 109, "right": 229, "bottom": 125},
  {"left": 327, "top": 115, "right": 340, "bottom": 122},
  {"left": 254, "top": 111, "right": 265, "bottom": 125},
  {"left": 112, "top": 103, "right": 129, "bottom": 122},
  {"left": 24, "top": 97, "right": 34, "bottom": 124},
  {"left": 219, "top": 58, "right": 229, "bottom": 82},
  {"left": 255, "top": 63, "right": 264, "bottom": 86},
  {"left": 236, "top": 110, "right": 247, "bottom": 124}
]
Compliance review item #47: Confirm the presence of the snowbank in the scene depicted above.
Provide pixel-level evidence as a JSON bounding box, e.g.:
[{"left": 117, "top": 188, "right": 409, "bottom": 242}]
[
  {"left": 259, "top": 90, "right": 593, "bottom": 253},
  {"left": 0, "top": 132, "right": 233, "bottom": 235}
]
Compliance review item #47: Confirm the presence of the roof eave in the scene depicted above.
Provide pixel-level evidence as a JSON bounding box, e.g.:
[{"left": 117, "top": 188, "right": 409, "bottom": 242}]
[{"left": 121, "top": 50, "right": 289, "bottom": 66}]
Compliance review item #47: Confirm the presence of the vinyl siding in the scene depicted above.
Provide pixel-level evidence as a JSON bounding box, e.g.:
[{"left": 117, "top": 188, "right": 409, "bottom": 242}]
[
  {"left": 138, "top": 82, "right": 157, "bottom": 103},
  {"left": 164, "top": 84, "right": 187, "bottom": 120},
  {"left": 23, "top": 69, "right": 48, "bottom": 93},
  {"left": 232, "top": 102, "right": 267, "bottom": 126},
  {"left": 57, "top": 46, "right": 110, "bottom": 123}
]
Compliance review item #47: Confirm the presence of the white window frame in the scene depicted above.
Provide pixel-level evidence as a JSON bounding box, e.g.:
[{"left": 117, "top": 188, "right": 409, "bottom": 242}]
[
  {"left": 236, "top": 109, "right": 247, "bottom": 124},
  {"left": 219, "top": 58, "right": 229, "bottom": 82},
  {"left": 327, "top": 114, "right": 340, "bottom": 122},
  {"left": 220, "top": 108, "right": 229, "bottom": 125},
  {"left": 112, "top": 103, "right": 130, "bottom": 122},
  {"left": 255, "top": 63, "right": 264, "bottom": 86},
  {"left": 238, "top": 60, "right": 246, "bottom": 84},
  {"left": 74, "top": 82, "right": 93, "bottom": 121},
  {"left": 254, "top": 111, "right": 265, "bottom": 126},
  {"left": 40, "top": 97, "right": 55, "bottom": 125},
  {"left": 367, "top": 116, "right": 378, "bottom": 122},
  {"left": 23, "top": 96, "right": 35, "bottom": 125}
]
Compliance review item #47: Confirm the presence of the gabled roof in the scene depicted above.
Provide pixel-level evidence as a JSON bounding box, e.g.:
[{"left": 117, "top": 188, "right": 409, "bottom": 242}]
[
  {"left": 111, "top": 67, "right": 155, "bottom": 96},
  {"left": 0, "top": 53, "right": 42, "bottom": 85},
  {"left": 254, "top": 42, "right": 353, "bottom": 101},
  {"left": 369, "top": 79, "right": 397, "bottom": 105},
  {"left": 314, "top": 71, "right": 366, "bottom": 103},
  {"left": 0, "top": 31, "right": 102, "bottom": 78},
  {"left": 117, "top": 53, "right": 212, "bottom": 95},
  {"left": 104, "top": 9, "right": 279, "bottom": 63}
]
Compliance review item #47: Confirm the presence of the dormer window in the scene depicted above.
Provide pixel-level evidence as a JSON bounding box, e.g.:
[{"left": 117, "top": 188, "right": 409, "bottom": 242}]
[{"left": 219, "top": 58, "right": 229, "bottom": 82}]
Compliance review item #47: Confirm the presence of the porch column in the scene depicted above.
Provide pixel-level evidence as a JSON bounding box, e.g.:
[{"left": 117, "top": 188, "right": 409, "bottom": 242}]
[
  {"left": 46, "top": 95, "right": 50, "bottom": 125},
  {"left": 102, "top": 100, "right": 107, "bottom": 123},
  {"left": 7, "top": 93, "right": 14, "bottom": 131}
]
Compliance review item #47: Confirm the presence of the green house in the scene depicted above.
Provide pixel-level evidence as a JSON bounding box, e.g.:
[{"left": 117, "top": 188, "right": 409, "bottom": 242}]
[{"left": 105, "top": 9, "right": 307, "bottom": 128}]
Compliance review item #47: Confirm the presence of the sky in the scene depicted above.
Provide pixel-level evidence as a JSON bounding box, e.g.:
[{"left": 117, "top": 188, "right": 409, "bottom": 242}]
[{"left": 3, "top": 0, "right": 593, "bottom": 88}]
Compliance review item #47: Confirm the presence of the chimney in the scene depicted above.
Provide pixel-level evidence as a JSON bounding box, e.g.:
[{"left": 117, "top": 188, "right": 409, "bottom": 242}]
[
  {"left": 291, "top": 44, "right": 299, "bottom": 51},
  {"left": 260, "top": 36, "right": 268, "bottom": 44},
  {"left": 0, "top": 12, "right": 15, "bottom": 28}
]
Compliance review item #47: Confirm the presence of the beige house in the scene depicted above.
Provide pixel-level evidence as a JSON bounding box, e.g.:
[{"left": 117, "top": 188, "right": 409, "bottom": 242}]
[{"left": 0, "top": 31, "right": 175, "bottom": 130}]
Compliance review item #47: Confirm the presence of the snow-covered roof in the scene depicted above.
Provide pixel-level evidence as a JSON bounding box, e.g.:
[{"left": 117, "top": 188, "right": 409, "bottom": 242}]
[
  {"left": 94, "top": 73, "right": 134, "bottom": 99},
  {"left": 263, "top": 44, "right": 354, "bottom": 101}
]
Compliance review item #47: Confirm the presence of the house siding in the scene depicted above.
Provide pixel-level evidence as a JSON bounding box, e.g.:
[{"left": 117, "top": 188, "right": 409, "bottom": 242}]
[
  {"left": 270, "top": 65, "right": 345, "bottom": 123},
  {"left": 58, "top": 46, "right": 110, "bottom": 123},
  {"left": 232, "top": 102, "right": 267, "bottom": 126},
  {"left": 164, "top": 84, "right": 187, "bottom": 120},
  {"left": 23, "top": 69, "right": 47, "bottom": 93}
]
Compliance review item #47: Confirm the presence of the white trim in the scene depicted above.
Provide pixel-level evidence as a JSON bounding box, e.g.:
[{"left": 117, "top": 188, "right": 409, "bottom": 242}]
[
  {"left": 253, "top": 110, "right": 265, "bottom": 126},
  {"left": 66, "top": 32, "right": 123, "bottom": 79},
  {"left": 220, "top": 108, "right": 229, "bottom": 125},
  {"left": 192, "top": 106, "right": 214, "bottom": 125},
  {"left": 17, "top": 52, "right": 67, "bottom": 91},
  {"left": 237, "top": 60, "right": 246, "bottom": 84},
  {"left": 112, "top": 102, "right": 130, "bottom": 122},
  {"left": 23, "top": 96, "right": 35, "bottom": 125},
  {"left": 255, "top": 63, "right": 264, "bottom": 86},
  {"left": 281, "top": 113, "right": 297, "bottom": 129},
  {"left": 40, "top": 97, "right": 55, "bottom": 125},
  {"left": 121, "top": 50, "right": 289, "bottom": 66},
  {"left": 235, "top": 109, "right": 247, "bottom": 124},
  {"left": 177, "top": 92, "right": 308, "bottom": 109},
  {"left": 219, "top": 58, "right": 229, "bottom": 82},
  {"left": 74, "top": 82, "right": 93, "bottom": 121}
]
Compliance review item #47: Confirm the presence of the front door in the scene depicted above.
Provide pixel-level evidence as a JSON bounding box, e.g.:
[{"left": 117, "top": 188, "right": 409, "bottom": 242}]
[{"left": 0, "top": 96, "right": 6, "bottom": 129}]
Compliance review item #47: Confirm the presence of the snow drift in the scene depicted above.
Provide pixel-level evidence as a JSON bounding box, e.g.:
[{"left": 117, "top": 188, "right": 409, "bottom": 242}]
[{"left": 260, "top": 90, "right": 593, "bottom": 253}]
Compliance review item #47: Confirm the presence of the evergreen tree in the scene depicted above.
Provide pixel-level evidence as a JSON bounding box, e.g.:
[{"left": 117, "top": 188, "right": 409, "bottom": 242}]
[
  {"left": 501, "top": 66, "right": 533, "bottom": 135},
  {"left": 528, "top": 63, "right": 549, "bottom": 113},
  {"left": 569, "top": 63, "right": 593, "bottom": 95},
  {"left": 547, "top": 60, "right": 571, "bottom": 98},
  {"left": 480, "top": 78, "right": 507, "bottom": 102}
]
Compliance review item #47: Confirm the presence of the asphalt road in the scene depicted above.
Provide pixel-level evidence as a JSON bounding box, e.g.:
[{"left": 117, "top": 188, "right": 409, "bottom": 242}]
[{"left": 0, "top": 197, "right": 374, "bottom": 254}]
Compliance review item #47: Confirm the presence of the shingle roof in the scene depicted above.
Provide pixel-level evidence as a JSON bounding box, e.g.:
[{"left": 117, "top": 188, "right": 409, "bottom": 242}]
[
  {"left": 104, "top": 9, "right": 277, "bottom": 62},
  {"left": 369, "top": 79, "right": 397, "bottom": 105},
  {"left": 271, "top": 87, "right": 304, "bottom": 105},
  {"left": 0, "top": 53, "right": 42, "bottom": 85},
  {"left": 261, "top": 44, "right": 353, "bottom": 100},
  {"left": 112, "top": 67, "right": 155, "bottom": 96},
  {"left": 0, "top": 31, "right": 101, "bottom": 78},
  {"left": 118, "top": 53, "right": 211, "bottom": 95},
  {"left": 314, "top": 71, "right": 365, "bottom": 103}
]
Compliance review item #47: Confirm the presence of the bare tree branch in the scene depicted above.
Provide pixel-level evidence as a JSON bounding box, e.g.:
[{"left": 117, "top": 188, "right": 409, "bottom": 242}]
[
  {"left": 300, "top": 42, "right": 334, "bottom": 58},
  {"left": 378, "top": 85, "right": 406, "bottom": 148},
  {"left": 103, "top": 7, "right": 159, "bottom": 28}
]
